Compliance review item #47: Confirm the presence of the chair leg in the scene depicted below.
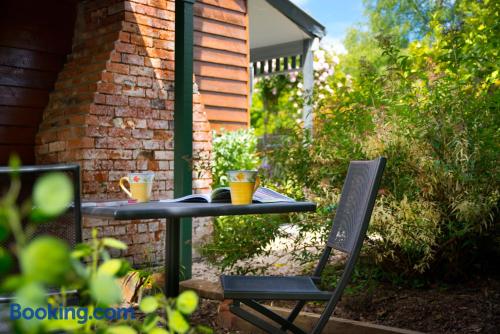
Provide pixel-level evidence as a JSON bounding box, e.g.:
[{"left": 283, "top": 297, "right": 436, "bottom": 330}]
[
  {"left": 282, "top": 300, "right": 306, "bottom": 331},
  {"left": 239, "top": 300, "right": 307, "bottom": 334},
  {"left": 230, "top": 300, "right": 286, "bottom": 334}
]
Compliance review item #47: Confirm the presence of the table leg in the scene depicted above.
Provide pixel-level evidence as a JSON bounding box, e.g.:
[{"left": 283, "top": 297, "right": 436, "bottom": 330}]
[{"left": 165, "top": 217, "right": 180, "bottom": 297}]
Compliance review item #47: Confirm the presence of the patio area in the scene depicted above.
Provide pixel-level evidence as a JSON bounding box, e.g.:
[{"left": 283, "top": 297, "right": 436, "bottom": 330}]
[{"left": 1, "top": 0, "right": 499, "bottom": 333}]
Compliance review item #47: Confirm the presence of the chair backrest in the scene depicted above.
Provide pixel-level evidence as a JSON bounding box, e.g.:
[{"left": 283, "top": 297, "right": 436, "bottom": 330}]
[
  {"left": 311, "top": 157, "right": 386, "bottom": 334},
  {"left": 327, "top": 157, "right": 386, "bottom": 253},
  {"left": 0, "top": 164, "right": 82, "bottom": 272}
]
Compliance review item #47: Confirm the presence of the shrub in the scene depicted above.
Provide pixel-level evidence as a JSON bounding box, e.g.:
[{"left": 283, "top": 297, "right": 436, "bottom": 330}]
[
  {"left": 211, "top": 129, "right": 260, "bottom": 188},
  {"left": 205, "top": 0, "right": 499, "bottom": 282}
]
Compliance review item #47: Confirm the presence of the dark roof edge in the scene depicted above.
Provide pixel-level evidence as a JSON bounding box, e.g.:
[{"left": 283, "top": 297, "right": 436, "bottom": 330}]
[{"left": 265, "top": 0, "right": 326, "bottom": 39}]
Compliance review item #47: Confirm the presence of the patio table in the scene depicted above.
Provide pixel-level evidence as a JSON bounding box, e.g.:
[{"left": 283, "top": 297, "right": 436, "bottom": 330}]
[{"left": 82, "top": 201, "right": 316, "bottom": 297}]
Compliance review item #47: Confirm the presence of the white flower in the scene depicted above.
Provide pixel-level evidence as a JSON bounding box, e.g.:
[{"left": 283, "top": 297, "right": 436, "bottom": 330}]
[
  {"left": 272, "top": 88, "right": 277, "bottom": 95},
  {"left": 332, "top": 55, "right": 340, "bottom": 64},
  {"left": 319, "top": 93, "right": 325, "bottom": 99},
  {"left": 315, "top": 49, "right": 325, "bottom": 60},
  {"left": 297, "top": 82, "right": 303, "bottom": 89},
  {"left": 297, "top": 90, "right": 303, "bottom": 96}
]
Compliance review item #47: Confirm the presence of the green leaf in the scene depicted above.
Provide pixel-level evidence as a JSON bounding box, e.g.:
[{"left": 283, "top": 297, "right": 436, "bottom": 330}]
[
  {"left": 8, "top": 154, "right": 21, "bottom": 173},
  {"left": 148, "top": 328, "right": 168, "bottom": 334},
  {"left": 45, "top": 318, "right": 83, "bottom": 331},
  {"left": 168, "top": 310, "right": 189, "bottom": 334},
  {"left": 106, "top": 325, "right": 138, "bottom": 334},
  {"left": 71, "top": 243, "right": 93, "bottom": 259},
  {"left": 90, "top": 274, "right": 122, "bottom": 306},
  {"left": 20, "top": 236, "right": 71, "bottom": 285},
  {"left": 0, "top": 246, "right": 13, "bottom": 275},
  {"left": 195, "top": 325, "right": 214, "bottom": 334},
  {"left": 103, "top": 238, "right": 128, "bottom": 250},
  {"left": 116, "top": 260, "right": 131, "bottom": 278},
  {"left": 0, "top": 275, "right": 24, "bottom": 292},
  {"left": 140, "top": 296, "right": 159, "bottom": 313},
  {"left": 33, "top": 172, "right": 73, "bottom": 218},
  {"left": 15, "top": 282, "right": 46, "bottom": 309},
  {"left": 142, "top": 314, "right": 161, "bottom": 332},
  {"left": 176, "top": 290, "right": 198, "bottom": 315},
  {"left": 98, "top": 259, "right": 123, "bottom": 276},
  {"left": 0, "top": 208, "right": 10, "bottom": 242}
]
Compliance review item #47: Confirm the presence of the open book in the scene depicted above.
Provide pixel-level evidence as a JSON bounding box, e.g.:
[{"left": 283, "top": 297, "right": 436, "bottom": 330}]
[{"left": 160, "top": 187, "right": 295, "bottom": 203}]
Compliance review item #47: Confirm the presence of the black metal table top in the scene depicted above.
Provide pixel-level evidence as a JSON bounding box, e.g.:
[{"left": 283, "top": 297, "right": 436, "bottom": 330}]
[{"left": 82, "top": 201, "right": 317, "bottom": 220}]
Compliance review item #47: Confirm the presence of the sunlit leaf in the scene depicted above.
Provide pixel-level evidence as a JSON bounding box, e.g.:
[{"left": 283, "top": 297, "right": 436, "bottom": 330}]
[
  {"left": 90, "top": 274, "right": 122, "bottom": 306},
  {"left": 176, "top": 290, "right": 198, "bottom": 315},
  {"left": 33, "top": 172, "right": 73, "bottom": 218},
  {"left": 148, "top": 327, "right": 168, "bottom": 334},
  {"left": 71, "top": 243, "right": 93, "bottom": 259},
  {"left": 20, "top": 236, "right": 71, "bottom": 285},
  {"left": 102, "top": 238, "right": 128, "bottom": 250},
  {"left": 140, "top": 296, "right": 158, "bottom": 313},
  {"left": 98, "top": 259, "right": 123, "bottom": 276},
  {"left": 168, "top": 310, "right": 189, "bottom": 334},
  {"left": 106, "top": 325, "right": 138, "bottom": 334},
  {"left": 195, "top": 325, "right": 214, "bottom": 334},
  {"left": 45, "top": 318, "right": 83, "bottom": 331}
]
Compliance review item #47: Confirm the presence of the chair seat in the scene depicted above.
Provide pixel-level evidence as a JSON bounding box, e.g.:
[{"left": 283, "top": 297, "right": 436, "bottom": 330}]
[{"left": 221, "top": 275, "right": 332, "bottom": 301}]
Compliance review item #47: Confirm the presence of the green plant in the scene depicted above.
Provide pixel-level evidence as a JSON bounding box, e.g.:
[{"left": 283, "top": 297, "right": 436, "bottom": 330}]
[
  {"left": 200, "top": 214, "right": 289, "bottom": 274},
  {"left": 205, "top": 0, "right": 499, "bottom": 283},
  {"left": 0, "top": 156, "right": 206, "bottom": 333},
  {"left": 211, "top": 129, "right": 260, "bottom": 188}
]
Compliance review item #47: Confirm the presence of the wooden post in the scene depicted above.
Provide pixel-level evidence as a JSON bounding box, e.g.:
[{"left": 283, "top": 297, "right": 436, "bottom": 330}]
[{"left": 302, "top": 39, "right": 314, "bottom": 132}]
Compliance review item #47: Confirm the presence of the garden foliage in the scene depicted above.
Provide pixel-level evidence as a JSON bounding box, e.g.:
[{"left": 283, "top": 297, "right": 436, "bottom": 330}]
[
  {"left": 205, "top": 0, "right": 499, "bottom": 281},
  {"left": 0, "top": 156, "right": 204, "bottom": 333}
]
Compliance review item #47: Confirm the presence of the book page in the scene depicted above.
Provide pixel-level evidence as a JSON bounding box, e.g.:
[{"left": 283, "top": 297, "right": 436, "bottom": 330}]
[
  {"left": 159, "top": 193, "right": 211, "bottom": 203},
  {"left": 253, "top": 187, "right": 295, "bottom": 203},
  {"left": 81, "top": 199, "right": 133, "bottom": 207}
]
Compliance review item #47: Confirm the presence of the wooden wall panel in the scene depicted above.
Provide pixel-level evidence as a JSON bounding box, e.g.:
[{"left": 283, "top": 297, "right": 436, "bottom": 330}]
[
  {"left": 0, "top": 0, "right": 76, "bottom": 164},
  {"left": 194, "top": 0, "right": 249, "bottom": 131}
]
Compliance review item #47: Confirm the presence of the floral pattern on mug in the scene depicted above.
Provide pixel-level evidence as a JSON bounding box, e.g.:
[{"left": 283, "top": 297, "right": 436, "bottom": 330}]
[
  {"left": 129, "top": 172, "right": 154, "bottom": 184},
  {"left": 228, "top": 170, "right": 258, "bottom": 182}
]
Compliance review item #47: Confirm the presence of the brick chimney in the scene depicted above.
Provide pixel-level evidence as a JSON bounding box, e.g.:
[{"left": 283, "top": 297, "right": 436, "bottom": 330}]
[{"left": 35, "top": 0, "right": 212, "bottom": 265}]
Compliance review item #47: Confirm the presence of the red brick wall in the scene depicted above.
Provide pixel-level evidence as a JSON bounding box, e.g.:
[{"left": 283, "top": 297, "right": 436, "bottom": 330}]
[{"left": 35, "top": 0, "right": 212, "bottom": 265}]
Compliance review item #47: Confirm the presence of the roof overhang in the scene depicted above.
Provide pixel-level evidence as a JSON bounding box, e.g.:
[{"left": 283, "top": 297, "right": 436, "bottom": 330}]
[{"left": 249, "top": 0, "right": 326, "bottom": 62}]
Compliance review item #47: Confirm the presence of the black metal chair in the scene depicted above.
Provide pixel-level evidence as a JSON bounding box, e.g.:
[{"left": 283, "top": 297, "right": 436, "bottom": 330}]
[
  {"left": 0, "top": 163, "right": 82, "bottom": 304},
  {"left": 221, "top": 157, "right": 386, "bottom": 334}
]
